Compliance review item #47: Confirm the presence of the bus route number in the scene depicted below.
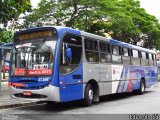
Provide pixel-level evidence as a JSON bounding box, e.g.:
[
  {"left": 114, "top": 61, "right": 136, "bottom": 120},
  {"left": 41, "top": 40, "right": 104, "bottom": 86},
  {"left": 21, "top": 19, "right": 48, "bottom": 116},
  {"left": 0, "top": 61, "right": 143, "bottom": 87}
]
[{"left": 38, "top": 77, "right": 50, "bottom": 82}]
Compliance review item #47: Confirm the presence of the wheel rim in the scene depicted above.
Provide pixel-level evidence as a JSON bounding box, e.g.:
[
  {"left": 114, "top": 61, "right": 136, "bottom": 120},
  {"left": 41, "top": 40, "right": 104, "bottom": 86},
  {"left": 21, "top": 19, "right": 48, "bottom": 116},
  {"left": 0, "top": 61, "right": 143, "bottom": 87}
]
[
  {"left": 141, "top": 82, "right": 145, "bottom": 92},
  {"left": 88, "top": 89, "right": 93, "bottom": 100}
]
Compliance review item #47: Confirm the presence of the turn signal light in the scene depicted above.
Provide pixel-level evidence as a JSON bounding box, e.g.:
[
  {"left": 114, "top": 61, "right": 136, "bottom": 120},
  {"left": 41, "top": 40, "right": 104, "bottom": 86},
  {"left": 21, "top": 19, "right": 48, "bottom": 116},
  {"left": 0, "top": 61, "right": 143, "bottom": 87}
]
[{"left": 8, "top": 82, "right": 25, "bottom": 87}]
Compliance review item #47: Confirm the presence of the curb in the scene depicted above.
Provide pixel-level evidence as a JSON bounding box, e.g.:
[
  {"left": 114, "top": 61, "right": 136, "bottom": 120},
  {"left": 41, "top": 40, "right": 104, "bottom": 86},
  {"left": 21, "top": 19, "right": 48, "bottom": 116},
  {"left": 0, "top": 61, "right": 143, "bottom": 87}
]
[{"left": 0, "top": 101, "right": 44, "bottom": 109}]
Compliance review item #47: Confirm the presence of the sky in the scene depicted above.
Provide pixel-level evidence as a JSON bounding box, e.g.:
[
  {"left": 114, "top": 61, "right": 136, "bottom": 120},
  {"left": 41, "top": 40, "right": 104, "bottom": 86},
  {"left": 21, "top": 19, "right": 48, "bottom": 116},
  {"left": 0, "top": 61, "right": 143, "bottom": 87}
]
[
  {"left": 30, "top": 0, "right": 40, "bottom": 8},
  {"left": 140, "top": 0, "right": 160, "bottom": 20},
  {"left": 30, "top": 0, "right": 160, "bottom": 19}
]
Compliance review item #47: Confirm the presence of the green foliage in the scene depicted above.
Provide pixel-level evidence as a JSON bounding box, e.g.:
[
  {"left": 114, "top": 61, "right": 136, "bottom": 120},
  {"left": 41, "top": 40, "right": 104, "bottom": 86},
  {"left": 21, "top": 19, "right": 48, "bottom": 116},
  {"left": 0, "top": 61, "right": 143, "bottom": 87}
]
[
  {"left": 0, "top": 0, "right": 31, "bottom": 43},
  {"left": 0, "top": 29, "right": 13, "bottom": 44},
  {"left": 111, "top": 0, "right": 160, "bottom": 49},
  {"left": 21, "top": 0, "right": 160, "bottom": 49},
  {"left": 22, "top": 0, "right": 116, "bottom": 28},
  {"left": 0, "top": 0, "right": 31, "bottom": 27}
]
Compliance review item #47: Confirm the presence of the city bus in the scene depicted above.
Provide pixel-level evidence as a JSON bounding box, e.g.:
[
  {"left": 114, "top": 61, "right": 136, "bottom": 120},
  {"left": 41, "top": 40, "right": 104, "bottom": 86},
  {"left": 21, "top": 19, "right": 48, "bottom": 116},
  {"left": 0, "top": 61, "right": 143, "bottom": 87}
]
[{"left": 8, "top": 26, "right": 158, "bottom": 106}]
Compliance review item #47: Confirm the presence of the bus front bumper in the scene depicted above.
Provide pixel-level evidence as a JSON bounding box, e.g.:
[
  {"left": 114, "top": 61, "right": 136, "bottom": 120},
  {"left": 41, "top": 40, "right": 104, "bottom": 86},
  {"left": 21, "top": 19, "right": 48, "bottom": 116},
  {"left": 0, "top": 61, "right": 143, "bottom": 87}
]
[{"left": 9, "top": 85, "right": 60, "bottom": 102}]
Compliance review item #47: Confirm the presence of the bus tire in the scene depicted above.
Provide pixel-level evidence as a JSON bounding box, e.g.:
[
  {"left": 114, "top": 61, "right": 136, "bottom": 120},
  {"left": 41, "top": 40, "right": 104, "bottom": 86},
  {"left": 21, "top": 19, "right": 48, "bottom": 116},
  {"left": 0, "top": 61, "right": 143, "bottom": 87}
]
[
  {"left": 83, "top": 83, "right": 94, "bottom": 106},
  {"left": 137, "top": 79, "right": 145, "bottom": 95}
]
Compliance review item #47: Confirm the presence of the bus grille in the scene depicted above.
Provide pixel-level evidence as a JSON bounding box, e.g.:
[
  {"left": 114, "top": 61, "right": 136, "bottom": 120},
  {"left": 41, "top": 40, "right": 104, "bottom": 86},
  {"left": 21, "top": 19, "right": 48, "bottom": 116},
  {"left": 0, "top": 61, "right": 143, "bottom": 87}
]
[{"left": 14, "top": 93, "right": 47, "bottom": 99}]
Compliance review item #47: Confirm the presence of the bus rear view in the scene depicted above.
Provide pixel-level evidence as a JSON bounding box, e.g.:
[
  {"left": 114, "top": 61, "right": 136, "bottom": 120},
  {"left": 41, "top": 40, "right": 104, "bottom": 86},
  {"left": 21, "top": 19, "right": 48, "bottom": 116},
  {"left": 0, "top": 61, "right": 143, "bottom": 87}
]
[{"left": 9, "top": 27, "right": 60, "bottom": 102}]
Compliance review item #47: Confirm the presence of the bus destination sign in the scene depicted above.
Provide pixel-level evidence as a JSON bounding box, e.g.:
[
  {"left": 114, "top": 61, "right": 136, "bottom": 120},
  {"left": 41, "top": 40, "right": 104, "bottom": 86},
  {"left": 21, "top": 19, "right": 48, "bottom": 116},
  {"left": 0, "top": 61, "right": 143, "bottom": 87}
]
[{"left": 16, "top": 30, "right": 53, "bottom": 41}]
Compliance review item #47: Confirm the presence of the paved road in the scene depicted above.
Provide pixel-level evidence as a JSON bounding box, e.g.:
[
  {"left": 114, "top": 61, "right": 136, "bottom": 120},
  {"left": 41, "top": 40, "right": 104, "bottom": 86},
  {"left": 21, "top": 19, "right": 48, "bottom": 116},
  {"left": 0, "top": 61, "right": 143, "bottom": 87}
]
[{"left": 0, "top": 86, "right": 160, "bottom": 120}]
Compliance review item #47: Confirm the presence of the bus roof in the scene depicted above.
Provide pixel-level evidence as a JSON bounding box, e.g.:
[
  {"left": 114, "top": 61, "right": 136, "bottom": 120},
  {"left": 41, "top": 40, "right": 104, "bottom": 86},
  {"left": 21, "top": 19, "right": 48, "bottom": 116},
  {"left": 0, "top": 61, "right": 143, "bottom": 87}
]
[
  {"left": 15, "top": 26, "right": 156, "bottom": 54},
  {"left": 109, "top": 39, "right": 156, "bottom": 54},
  {"left": 80, "top": 30, "right": 156, "bottom": 54}
]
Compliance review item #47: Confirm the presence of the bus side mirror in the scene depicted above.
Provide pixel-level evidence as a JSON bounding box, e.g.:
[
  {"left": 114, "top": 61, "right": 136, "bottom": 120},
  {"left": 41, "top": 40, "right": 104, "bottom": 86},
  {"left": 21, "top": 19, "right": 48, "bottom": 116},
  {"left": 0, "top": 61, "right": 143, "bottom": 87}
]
[
  {"left": 66, "top": 48, "right": 72, "bottom": 62},
  {"left": 1, "top": 43, "right": 13, "bottom": 63}
]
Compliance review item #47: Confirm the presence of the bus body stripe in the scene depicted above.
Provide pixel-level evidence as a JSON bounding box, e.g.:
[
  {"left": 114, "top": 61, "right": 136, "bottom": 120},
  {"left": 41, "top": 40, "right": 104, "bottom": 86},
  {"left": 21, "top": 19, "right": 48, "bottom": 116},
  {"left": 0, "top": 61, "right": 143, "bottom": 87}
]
[{"left": 127, "top": 68, "right": 134, "bottom": 92}]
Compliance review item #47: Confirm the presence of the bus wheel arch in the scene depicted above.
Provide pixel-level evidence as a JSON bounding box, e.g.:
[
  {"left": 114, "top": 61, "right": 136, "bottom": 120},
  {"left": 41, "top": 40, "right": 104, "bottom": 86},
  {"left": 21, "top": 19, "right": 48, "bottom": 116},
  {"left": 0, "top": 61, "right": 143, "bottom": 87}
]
[{"left": 83, "top": 79, "right": 99, "bottom": 106}]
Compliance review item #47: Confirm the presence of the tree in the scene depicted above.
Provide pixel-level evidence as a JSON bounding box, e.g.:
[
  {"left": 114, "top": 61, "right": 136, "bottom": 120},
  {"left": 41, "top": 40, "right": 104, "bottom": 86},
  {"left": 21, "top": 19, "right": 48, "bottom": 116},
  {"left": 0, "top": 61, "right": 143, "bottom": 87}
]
[
  {"left": 21, "top": 0, "right": 109, "bottom": 29},
  {"left": 0, "top": 0, "right": 32, "bottom": 43},
  {"left": 0, "top": 29, "right": 13, "bottom": 44},
  {"left": 21, "top": 0, "right": 160, "bottom": 49},
  {"left": 107, "top": 0, "right": 160, "bottom": 49},
  {"left": 0, "top": 0, "right": 32, "bottom": 28}
]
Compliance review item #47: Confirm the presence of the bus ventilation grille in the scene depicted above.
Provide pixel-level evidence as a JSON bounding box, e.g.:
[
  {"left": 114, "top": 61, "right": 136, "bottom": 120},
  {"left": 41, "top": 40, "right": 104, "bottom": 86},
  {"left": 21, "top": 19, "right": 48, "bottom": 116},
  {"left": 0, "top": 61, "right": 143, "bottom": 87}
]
[{"left": 14, "top": 93, "right": 47, "bottom": 99}]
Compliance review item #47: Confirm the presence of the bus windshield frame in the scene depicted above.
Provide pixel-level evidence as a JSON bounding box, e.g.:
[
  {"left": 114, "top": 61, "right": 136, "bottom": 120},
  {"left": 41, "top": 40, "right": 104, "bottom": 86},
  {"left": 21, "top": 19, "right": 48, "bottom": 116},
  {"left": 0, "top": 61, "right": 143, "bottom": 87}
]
[{"left": 11, "top": 28, "right": 58, "bottom": 76}]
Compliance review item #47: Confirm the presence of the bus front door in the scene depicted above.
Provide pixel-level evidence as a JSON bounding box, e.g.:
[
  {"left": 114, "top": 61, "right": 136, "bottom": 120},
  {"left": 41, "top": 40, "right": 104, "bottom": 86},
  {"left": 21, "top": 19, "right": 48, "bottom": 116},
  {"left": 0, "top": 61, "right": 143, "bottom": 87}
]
[{"left": 59, "top": 34, "right": 83, "bottom": 102}]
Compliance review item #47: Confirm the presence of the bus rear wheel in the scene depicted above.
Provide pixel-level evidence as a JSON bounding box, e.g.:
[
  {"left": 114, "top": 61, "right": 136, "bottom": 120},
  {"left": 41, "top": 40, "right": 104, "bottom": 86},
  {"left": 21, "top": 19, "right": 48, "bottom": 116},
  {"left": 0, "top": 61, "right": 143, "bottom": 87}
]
[
  {"left": 83, "top": 84, "right": 94, "bottom": 106},
  {"left": 139, "top": 79, "right": 145, "bottom": 94},
  {"left": 133, "top": 79, "right": 145, "bottom": 95}
]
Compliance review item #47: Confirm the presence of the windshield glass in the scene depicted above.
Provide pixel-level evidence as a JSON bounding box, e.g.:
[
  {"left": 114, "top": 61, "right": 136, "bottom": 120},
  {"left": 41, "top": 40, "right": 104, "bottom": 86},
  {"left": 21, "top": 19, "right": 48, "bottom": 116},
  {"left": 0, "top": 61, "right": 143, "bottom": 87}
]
[{"left": 11, "top": 40, "right": 57, "bottom": 76}]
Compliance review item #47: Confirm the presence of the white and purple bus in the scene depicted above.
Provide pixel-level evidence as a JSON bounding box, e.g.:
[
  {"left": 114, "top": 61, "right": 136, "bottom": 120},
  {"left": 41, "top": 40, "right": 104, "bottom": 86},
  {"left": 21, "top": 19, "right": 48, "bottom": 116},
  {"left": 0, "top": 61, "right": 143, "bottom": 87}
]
[{"left": 9, "top": 26, "right": 158, "bottom": 106}]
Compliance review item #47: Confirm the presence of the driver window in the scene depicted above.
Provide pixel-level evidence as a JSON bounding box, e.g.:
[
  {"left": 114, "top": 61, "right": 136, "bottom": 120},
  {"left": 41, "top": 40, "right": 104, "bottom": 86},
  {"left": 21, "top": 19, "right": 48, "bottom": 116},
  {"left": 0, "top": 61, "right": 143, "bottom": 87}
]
[{"left": 59, "top": 34, "right": 82, "bottom": 74}]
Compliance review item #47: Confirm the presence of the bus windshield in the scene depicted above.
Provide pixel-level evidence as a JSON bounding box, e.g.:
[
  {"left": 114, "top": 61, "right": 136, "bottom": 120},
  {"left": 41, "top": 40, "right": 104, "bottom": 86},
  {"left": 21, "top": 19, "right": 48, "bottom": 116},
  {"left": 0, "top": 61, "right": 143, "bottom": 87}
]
[{"left": 11, "top": 40, "right": 57, "bottom": 76}]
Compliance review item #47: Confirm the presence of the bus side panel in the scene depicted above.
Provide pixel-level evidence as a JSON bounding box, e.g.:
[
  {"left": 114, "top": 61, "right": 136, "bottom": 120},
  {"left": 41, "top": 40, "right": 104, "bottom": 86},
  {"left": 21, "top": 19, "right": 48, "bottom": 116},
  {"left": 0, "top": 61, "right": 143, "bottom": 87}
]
[
  {"left": 59, "top": 63, "right": 83, "bottom": 102},
  {"left": 130, "top": 66, "right": 158, "bottom": 89},
  {"left": 111, "top": 65, "right": 123, "bottom": 93},
  {"left": 145, "top": 66, "right": 158, "bottom": 87},
  {"left": 115, "top": 65, "right": 144, "bottom": 93},
  {"left": 115, "top": 65, "right": 158, "bottom": 93},
  {"left": 83, "top": 62, "right": 112, "bottom": 96},
  {"left": 98, "top": 64, "right": 112, "bottom": 95}
]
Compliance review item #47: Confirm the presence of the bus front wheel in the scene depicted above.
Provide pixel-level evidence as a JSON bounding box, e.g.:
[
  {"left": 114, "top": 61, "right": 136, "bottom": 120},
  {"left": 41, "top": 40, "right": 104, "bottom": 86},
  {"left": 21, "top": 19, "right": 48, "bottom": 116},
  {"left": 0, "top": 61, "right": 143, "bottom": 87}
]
[{"left": 83, "top": 84, "right": 94, "bottom": 106}]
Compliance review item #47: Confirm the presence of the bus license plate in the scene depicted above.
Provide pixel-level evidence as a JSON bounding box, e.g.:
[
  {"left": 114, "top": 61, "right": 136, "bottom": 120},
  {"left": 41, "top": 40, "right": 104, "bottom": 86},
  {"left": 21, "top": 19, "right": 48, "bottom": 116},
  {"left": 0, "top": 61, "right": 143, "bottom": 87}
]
[{"left": 23, "top": 91, "right": 32, "bottom": 96}]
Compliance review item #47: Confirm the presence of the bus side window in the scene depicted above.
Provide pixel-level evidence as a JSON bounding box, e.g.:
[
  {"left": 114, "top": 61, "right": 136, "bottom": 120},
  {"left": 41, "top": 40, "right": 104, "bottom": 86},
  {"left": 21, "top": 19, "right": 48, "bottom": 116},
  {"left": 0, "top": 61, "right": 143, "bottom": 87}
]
[
  {"left": 149, "top": 53, "right": 153, "bottom": 66},
  {"left": 99, "top": 42, "right": 111, "bottom": 63},
  {"left": 146, "top": 53, "right": 149, "bottom": 66},
  {"left": 122, "top": 47, "right": 130, "bottom": 65},
  {"left": 141, "top": 51, "right": 147, "bottom": 66},
  {"left": 85, "top": 39, "right": 99, "bottom": 63},
  {"left": 59, "top": 34, "right": 82, "bottom": 74},
  {"left": 111, "top": 45, "right": 122, "bottom": 63},
  {"left": 154, "top": 54, "right": 157, "bottom": 66},
  {"left": 132, "top": 49, "right": 140, "bottom": 66}
]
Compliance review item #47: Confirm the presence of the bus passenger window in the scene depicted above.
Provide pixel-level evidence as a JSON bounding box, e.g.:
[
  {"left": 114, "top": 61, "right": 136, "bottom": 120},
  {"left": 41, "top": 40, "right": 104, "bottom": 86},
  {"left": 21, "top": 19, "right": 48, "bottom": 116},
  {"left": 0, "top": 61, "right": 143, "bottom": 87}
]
[
  {"left": 132, "top": 49, "right": 140, "bottom": 66},
  {"left": 146, "top": 53, "right": 149, "bottom": 66},
  {"left": 149, "top": 53, "right": 153, "bottom": 66},
  {"left": 141, "top": 52, "right": 148, "bottom": 66},
  {"left": 85, "top": 39, "right": 99, "bottom": 63},
  {"left": 153, "top": 54, "right": 157, "bottom": 66},
  {"left": 99, "top": 42, "right": 111, "bottom": 63},
  {"left": 122, "top": 47, "right": 130, "bottom": 65},
  {"left": 112, "top": 45, "right": 122, "bottom": 63}
]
